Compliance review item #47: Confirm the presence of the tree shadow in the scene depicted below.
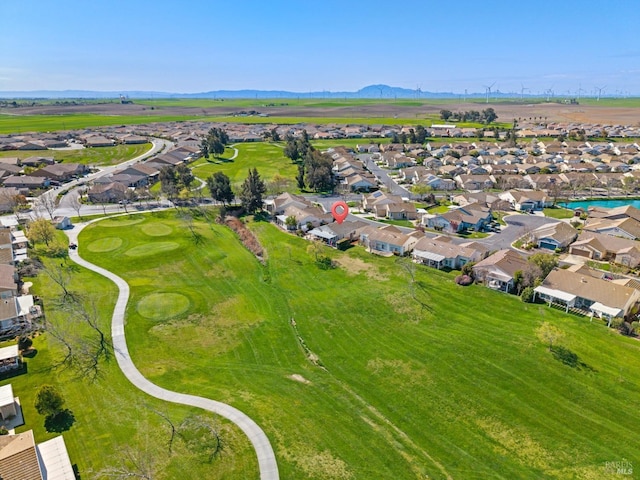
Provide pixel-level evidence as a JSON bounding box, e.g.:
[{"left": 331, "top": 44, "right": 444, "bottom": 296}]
[
  {"left": 551, "top": 346, "right": 596, "bottom": 372},
  {"left": 44, "top": 409, "right": 75, "bottom": 433}
]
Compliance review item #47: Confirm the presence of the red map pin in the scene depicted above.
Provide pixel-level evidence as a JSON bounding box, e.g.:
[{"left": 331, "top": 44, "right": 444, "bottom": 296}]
[{"left": 331, "top": 201, "right": 349, "bottom": 224}]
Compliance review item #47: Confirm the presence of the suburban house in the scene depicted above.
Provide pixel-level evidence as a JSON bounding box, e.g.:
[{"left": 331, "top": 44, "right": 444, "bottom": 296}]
[
  {"left": 534, "top": 266, "right": 640, "bottom": 320},
  {"left": 412, "top": 236, "right": 488, "bottom": 270},
  {"left": 472, "top": 249, "right": 529, "bottom": 292},
  {"left": 274, "top": 203, "right": 332, "bottom": 231},
  {"left": 530, "top": 221, "right": 578, "bottom": 250},
  {"left": 0, "top": 430, "right": 75, "bottom": 480},
  {"left": 84, "top": 135, "right": 115, "bottom": 147},
  {"left": 422, "top": 204, "right": 492, "bottom": 234},
  {"left": 308, "top": 220, "right": 368, "bottom": 247},
  {"left": 498, "top": 189, "right": 550, "bottom": 211},
  {"left": 587, "top": 205, "right": 640, "bottom": 222},
  {"left": 87, "top": 182, "right": 128, "bottom": 203},
  {"left": 30, "top": 163, "right": 88, "bottom": 182},
  {"left": 359, "top": 225, "right": 422, "bottom": 255},
  {"left": 583, "top": 216, "right": 640, "bottom": 240},
  {"left": 569, "top": 231, "right": 640, "bottom": 267},
  {"left": 264, "top": 192, "right": 313, "bottom": 216},
  {"left": 2, "top": 176, "right": 49, "bottom": 190}
]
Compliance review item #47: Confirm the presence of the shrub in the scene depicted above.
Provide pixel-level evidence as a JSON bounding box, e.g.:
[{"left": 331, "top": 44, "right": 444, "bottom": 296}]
[
  {"left": 521, "top": 286, "right": 535, "bottom": 303},
  {"left": 619, "top": 321, "right": 637, "bottom": 337},
  {"left": 316, "top": 255, "right": 334, "bottom": 270},
  {"left": 18, "top": 336, "right": 32, "bottom": 351},
  {"left": 0, "top": 427, "right": 8, "bottom": 435},
  {"left": 455, "top": 274, "right": 473, "bottom": 286}
]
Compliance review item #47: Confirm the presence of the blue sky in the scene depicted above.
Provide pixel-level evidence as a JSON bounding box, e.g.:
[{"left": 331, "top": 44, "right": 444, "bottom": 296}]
[{"left": 1, "top": 0, "right": 638, "bottom": 95}]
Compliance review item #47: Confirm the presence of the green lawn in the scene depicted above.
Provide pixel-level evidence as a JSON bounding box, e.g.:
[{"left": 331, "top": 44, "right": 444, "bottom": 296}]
[
  {"left": 4, "top": 245, "right": 256, "bottom": 479},
  {"left": 192, "top": 143, "right": 297, "bottom": 189},
  {"left": 68, "top": 210, "right": 640, "bottom": 479},
  {"left": 0, "top": 143, "right": 152, "bottom": 166},
  {"left": 543, "top": 207, "right": 576, "bottom": 219}
]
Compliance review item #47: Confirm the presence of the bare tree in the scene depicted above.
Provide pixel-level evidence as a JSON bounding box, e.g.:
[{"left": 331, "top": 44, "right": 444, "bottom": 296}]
[
  {"left": 43, "top": 263, "right": 75, "bottom": 301},
  {"left": 98, "top": 444, "right": 161, "bottom": 480},
  {"left": 68, "top": 190, "right": 85, "bottom": 221},
  {"left": 178, "top": 415, "right": 225, "bottom": 463},
  {"left": 35, "top": 192, "right": 58, "bottom": 220}
]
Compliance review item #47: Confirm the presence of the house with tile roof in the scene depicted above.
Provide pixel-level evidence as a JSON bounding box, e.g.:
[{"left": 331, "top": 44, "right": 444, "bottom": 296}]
[{"left": 472, "top": 249, "right": 529, "bottom": 292}]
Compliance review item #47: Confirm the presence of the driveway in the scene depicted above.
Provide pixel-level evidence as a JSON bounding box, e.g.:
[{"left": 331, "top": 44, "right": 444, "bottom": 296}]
[{"left": 477, "top": 214, "right": 561, "bottom": 250}]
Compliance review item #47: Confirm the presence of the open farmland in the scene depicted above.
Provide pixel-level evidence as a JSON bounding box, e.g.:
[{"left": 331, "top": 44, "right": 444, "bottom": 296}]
[
  {"left": 1, "top": 97, "right": 639, "bottom": 133},
  {"left": 68, "top": 210, "right": 640, "bottom": 479}
]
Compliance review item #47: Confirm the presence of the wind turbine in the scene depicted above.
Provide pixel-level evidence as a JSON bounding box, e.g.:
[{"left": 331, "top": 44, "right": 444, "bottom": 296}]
[
  {"left": 520, "top": 84, "right": 529, "bottom": 101},
  {"left": 415, "top": 84, "right": 422, "bottom": 99},
  {"left": 483, "top": 82, "right": 496, "bottom": 104},
  {"left": 545, "top": 86, "right": 555, "bottom": 102},
  {"left": 577, "top": 84, "right": 584, "bottom": 101},
  {"left": 595, "top": 85, "right": 606, "bottom": 101}
]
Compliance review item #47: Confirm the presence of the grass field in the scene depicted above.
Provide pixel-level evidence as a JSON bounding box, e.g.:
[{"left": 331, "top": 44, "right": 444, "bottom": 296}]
[
  {"left": 4, "top": 240, "right": 256, "bottom": 479},
  {"left": 543, "top": 207, "right": 576, "bottom": 219},
  {"left": 0, "top": 112, "right": 508, "bottom": 134},
  {"left": 69, "top": 210, "right": 640, "bottom": 479},
  {"left": 0, "top": 143, "right": 152, "bottom": 166},
  {"left": 192, "top": 143, "right": 297, "bottom": 189}
]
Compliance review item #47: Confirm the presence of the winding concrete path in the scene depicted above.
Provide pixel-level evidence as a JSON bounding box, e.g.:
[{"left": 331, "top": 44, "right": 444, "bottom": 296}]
[{"left": 64, "top": 222, "right": 279, "bottom": 480}]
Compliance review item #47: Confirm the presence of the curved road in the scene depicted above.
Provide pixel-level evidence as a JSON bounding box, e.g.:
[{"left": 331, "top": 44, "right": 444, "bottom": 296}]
[{"left": 64, "top": 222, "right": 279, "bottom": 480}]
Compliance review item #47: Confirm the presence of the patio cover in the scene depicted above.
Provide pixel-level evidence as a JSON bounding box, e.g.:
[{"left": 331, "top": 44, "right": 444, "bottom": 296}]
[
  {"left": 534, "top": 286, "right": 577, "bottom": 303},
  {"left": 589, "top": 302, "right": 622, "bottom": 318}
]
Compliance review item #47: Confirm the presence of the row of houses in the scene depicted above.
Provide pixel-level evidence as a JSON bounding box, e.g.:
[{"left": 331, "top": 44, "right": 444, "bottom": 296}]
[
  {"left": 0, "top": 132, "right": 148, "bottom": 151},
  {"left": 0, "top": 349, "right": 75, "bottom": 479},
  {"left": 87, "top": 145, "right": 199, "bottom": 203},
  {"left": 264, "top": 189, "right": 640, "bottom": 322}
]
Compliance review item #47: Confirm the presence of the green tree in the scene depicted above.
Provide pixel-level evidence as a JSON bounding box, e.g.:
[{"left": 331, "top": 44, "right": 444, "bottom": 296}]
[
  {"left": 284, "top": 215, "right": 298, "bottom": 230},
  {"left": 35, "top": 385, "right": 65, "bottom": 418},
  {"left": 440, "top": 109, "right": 453, "bottom": 121},
  {"left": 27, "top": 217, "right": 56, "bottom": 246},
  {"left": 206, "top": 172, "right": 234, "bottom": 206},
  {"left": 206, "top": 127, "right": 228, "bottom": 157},
  {"left": 239, "top": 168, "right": 266, "bottom": 214},
  {"left": 160, "top": 166, "right": 179, "bottom": 200},
  {"left": 175, "top": 164, "right": 194, "bottom": 189},
  {"left": 528, "top": 253, "right": 557, "bottom": 279},
  {"left": 199, "top": 139, "right": 209, "bottom": 159},
  {"left": 536, "top": 322, "right": 564, "bottom": 351},
  {"left": 415, "top": 125, "right": 427, "bottom": 143},
  {"left": 296, "top": 163, "right": 306, "bottom": 190},
  {"left": 482, "top": 108, "right": 498, "bottom": 124},
  {"left": 304, "top": 150, "right": 335, "bottom": 193}
]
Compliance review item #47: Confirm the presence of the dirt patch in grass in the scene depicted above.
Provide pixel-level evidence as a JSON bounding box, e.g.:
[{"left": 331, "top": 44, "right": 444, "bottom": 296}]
[
  {"left": 288, "top": 374, "right": 311, "bottom": 384},
  {"left": 335, "top": 256, "right": 388, "bottom": 281}
]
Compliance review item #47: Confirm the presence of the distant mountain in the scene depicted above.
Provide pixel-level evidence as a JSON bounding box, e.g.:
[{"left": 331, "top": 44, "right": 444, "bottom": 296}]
[{"left": 0, "top": 85, "right": 521, "bottom": 100}]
